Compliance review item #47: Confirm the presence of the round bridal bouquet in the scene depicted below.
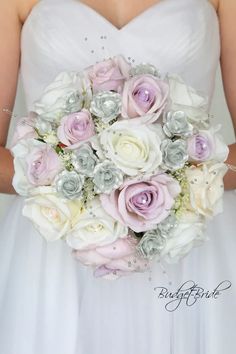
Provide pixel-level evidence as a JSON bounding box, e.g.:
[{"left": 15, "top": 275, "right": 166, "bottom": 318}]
[{"left": 11, "top": 54, "right": 229, "bottom": 280}]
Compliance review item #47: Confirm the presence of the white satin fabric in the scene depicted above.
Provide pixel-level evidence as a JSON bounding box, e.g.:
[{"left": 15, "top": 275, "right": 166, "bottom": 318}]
[{"left": 0, "top": 0, "right": 235, "bottom": 353}]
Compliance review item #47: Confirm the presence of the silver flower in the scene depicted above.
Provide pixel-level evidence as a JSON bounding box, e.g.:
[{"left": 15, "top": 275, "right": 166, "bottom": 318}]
[
  {"left": 161, "top": 139, "right": 188, "bottom": 171},
  {"left": 157, "top": 214, "right": 178, "bottom": 235},
  {"left": 163, "top": 110, "right": 193, "bottom": 138},
  {"left": 71, "top": 144, "right": 98, "bottom": 177},
  {"left": 55, "top": 170, "right": 84, "bottom": 199},
  {"left": 137, "top": 229, "right": 166, "bottom": 260},
  {"left": 64, "top": 91, "right": 84, "bottom": 113},
  {"left": 129, "top": 62, "right": 161, "bottom": 78},
  {"left": 90, "top": 91, "right": 122, "bottom": 123},
  {"left": 93, "top": 160, "right": 123, "bottom": 194}
]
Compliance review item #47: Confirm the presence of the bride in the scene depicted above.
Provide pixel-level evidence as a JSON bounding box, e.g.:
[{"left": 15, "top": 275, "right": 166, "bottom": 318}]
[{"left": 0, "top": 0, "right": 235, "bottom": 353}]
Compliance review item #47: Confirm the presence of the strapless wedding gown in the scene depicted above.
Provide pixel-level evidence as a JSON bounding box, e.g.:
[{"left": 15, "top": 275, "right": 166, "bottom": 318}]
[{"left": 0, "top": 0, "right": 235, "bottom": 353}]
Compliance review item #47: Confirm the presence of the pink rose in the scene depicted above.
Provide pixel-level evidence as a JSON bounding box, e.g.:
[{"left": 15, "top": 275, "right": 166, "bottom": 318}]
[
  {"left": 26, "top": 143, "right": 62, "bottom": 185},
  {"left": 92, "top": 255, "right": 148, "bottom": 279},
  {"left": 121, "top": 74, "right": 169, "bottom": 122},
  {"left": 86, "top": 55, "right": 131, "bottom": 93},
  {"left": 11, "top": 113, "right": 37, "bottom": 147},
  {"left": 100, "top": 174, "right": 181, "bottom": 233},
  {"left": 72, "top": 235, "right": 149, "bottom": 279},
  {"left": 57, "top": 109, "right": 95, "bottom": 147}
]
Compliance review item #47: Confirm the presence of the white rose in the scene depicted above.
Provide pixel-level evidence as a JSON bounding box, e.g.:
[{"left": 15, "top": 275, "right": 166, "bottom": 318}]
[
  {"left": 167, "top": 74, "right": 209, "bottom": 127},
  {"left": 185, "top": 162, "right": 228, "bottom": 217},
  {"left": 66, "top": 198, "right": 128, "bottom": 250},
  {"left": 34, "top": 71, "right": 92, "bottom": 123},
  {"left": 161, "top": 212, "right": 206, "bottom": 263},
  {"left": 99, "top": 120, "right": 163, "bottom": 176},
  {"left": 22, "top": 186, "right": 83, "bottom": 241}
]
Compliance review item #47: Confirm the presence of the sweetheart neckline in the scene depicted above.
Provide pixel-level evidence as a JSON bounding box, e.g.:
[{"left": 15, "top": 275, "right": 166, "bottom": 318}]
[
  {"left": 22, "top": 0, "right": 218, "bottom": 35},
  {"left": 78, "top": 0, "right": 166, "bottom": 32}
]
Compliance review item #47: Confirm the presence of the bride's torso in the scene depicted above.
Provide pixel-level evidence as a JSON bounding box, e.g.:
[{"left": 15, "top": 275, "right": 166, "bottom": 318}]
[{"left": 20, "top": 0, "right": 220, "bottom": 110}]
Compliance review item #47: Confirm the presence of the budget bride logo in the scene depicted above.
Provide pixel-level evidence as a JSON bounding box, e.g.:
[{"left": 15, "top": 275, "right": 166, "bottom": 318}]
[{"left": 154, "top": 280, "right": 232, "bottom": 312}]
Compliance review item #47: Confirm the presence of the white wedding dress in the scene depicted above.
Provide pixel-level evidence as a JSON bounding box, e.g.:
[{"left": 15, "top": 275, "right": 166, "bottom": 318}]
[{"left": 0, "top": 0, "right": 235, "bottom": 353}]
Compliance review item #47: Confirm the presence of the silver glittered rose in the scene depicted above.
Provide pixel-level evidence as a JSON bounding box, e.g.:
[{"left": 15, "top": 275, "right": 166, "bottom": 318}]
[
  {"left": 71, "top": 144, "right": 98, "bottom": 177},
  {"left": 93, "top": 160, "right": 123, "bottom": 194},
  {"left": 90, "top": 91, "right": 122, "bottom": 124},
  {"left": 163, "top": 110, "right": 193, "bottom": 138},
  {"left": 55, "top": 170, "right": 85, "bottom": 200},
  {"left": 129, "top": 63, "right": 161, "bottom": 78},
  {"left": 161, "top": 139, "right": 188, "bottom": 171},
  {"left": 157, "top": 214, "right": 178, "bottom": 235},
  {"left": 137, "top": 229, "right": 166, "bottom": 260}
]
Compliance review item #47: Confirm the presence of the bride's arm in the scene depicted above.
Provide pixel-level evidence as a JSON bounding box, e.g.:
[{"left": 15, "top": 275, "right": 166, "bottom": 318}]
[
  {"left": 0, "top": 0, "right": 22, "bottom": 194},
  {"left": 217, "top": 0, "right": 236, "bottom": 190},
  {"left": 0, "top": 0, "right": 35, "bottom": 194}
]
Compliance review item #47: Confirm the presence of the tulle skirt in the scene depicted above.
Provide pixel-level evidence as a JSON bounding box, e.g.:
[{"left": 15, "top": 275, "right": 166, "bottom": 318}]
[{"left": 0, "top": 191, "right": 235, "bottom": 354}]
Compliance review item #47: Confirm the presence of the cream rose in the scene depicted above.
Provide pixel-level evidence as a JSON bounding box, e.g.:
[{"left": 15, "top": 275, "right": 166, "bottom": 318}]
[
  {"left": 66, "top": 198, "right": 128, "bottom": 250},
  {"left": 185, "top": 163, "right": 228, "bottom": 217},
  {"left": 161, "top": 211, "right": 206, "bottom": 263},
  {"left": 22, "top": 187, "right": 83, "bottom": 241},
  {"left": 99, "top": 120, "right": 163, "bottom": 176},
  {"left": 168, "top": 74, "right": 209, "bottom": 127}
]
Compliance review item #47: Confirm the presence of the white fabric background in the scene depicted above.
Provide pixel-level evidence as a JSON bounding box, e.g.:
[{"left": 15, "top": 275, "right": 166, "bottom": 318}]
[{"left": 0, "top": 66, "right": 235, "bottom": 218}]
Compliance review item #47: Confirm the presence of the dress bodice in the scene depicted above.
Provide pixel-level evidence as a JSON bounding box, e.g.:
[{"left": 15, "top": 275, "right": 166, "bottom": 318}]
[{"left": 20, "top": 0, "right": 220, "bottom": 111}]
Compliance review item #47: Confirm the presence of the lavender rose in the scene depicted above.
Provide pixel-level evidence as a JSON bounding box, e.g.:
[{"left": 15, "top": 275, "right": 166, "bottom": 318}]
[
  {"left": 121, "top": 74, "right": 169, "bottom": 122},
  {"left": 187, "top": 133, "right": 212, "bottom": 161},
  {"left": 57, "top": 109, "right": 95, "bottom": 147},
  {"left": 86, "top": 55, "right": 131, "bottom": 93},
  {"left": 100, "top": 173, "right": 181, "bottom": 233},
  {"left": 187, "top": 126, "right": 229, "bottom": 163}
]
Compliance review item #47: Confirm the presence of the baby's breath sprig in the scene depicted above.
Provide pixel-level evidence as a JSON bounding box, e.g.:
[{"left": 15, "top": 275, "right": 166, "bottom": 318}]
[
  {"left": 56, "top": 147, "right": 74, "bottom": 171},
  {"left": 170, "top": 166, "right": 191, "bottom": 218},
  {"left": 93, "top": 116, "right": 118, "bottom": 134},
  {"left": 81, "top": 177, "right": 96, "bottom": 207}
]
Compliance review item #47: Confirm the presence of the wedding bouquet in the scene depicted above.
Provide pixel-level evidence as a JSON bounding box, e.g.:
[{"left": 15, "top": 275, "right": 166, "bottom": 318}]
[{"left": 11, "top": 54, "right": 229, "bottom": 279}]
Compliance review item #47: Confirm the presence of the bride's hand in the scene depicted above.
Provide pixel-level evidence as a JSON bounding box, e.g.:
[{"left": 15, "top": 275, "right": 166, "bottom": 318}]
[
  {"left": 224, "top": 143, "right": 236, "bottom": 190},
  {"left": 218, "top": 0, "right": 236, "bottom": 189}
]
